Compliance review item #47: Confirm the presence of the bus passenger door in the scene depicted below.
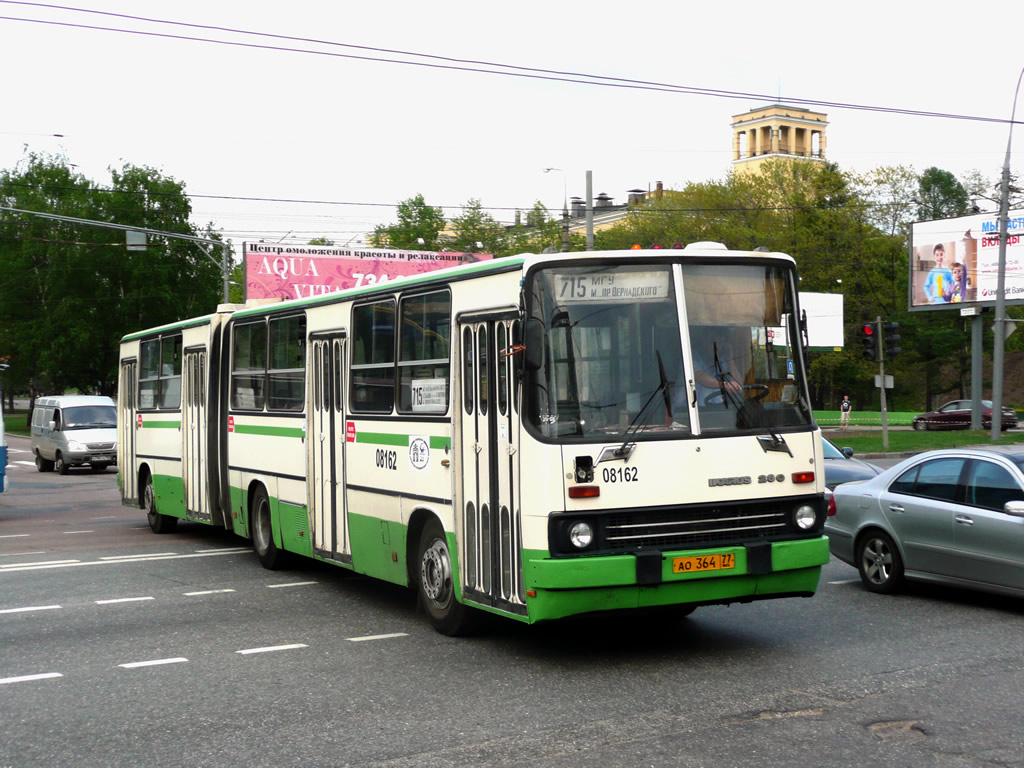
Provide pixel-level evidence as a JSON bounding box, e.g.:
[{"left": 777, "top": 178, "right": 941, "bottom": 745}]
[
  {"left": 118, "top": 359, "right": 137, "bottom": 505},
  {"left": 182, "top": 349, "right": 210, "bottom": 521},
  {"left": 308, "top": 335, "right": 349, "bottom": 562},
  {"left": 458, "top": 318, "right": 525, "bottom": 615}
]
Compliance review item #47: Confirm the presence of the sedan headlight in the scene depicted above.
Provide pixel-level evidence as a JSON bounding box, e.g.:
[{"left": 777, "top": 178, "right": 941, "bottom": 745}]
[
  {"left": 793, "top": 504, "right": 817, "bottom": 530},
  {"left": 568, "top": 521, "right": 594, "bottom": 549}
]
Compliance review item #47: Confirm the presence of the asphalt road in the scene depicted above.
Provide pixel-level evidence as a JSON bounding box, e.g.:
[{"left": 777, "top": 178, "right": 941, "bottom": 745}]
[{"left": 3, "top": 433, "right": 1024, "bottom": 767}]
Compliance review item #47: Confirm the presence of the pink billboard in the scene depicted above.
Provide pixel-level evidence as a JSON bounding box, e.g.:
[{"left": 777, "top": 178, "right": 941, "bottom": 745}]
[{"left": 244, "top": 243, "right": 493, "bottom": 301}]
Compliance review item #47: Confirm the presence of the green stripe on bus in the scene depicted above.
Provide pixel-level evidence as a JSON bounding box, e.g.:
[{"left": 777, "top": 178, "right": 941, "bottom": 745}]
[
  {"left": 143, "top": 421, "right": 181, "bottom": 429},
  {"left": 356, "top": 432, "right": 450, "bottom": 450},
  {"left": 357, "top": 432, "right": 408, "bottom": 447},
  {"left": 233, "top": 424, "right": 305, "bottom": 438}
]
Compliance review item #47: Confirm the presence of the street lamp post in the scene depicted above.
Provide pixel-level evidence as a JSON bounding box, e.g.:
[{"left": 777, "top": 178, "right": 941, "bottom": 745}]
[
  {"left": 543, "top": 168, "right": 570, "bottom": 252},
  {"left": 990, "top": 66, "right": 1024, "bottom": 442},
  {"left": 0, "top": 205, "right": 232, "bottom": 302}
]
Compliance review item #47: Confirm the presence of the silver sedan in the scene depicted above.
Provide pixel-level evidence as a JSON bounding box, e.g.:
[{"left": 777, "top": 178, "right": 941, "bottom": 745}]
[{"left": 825, "top": 448, "right": 1024, "bottom": 598}]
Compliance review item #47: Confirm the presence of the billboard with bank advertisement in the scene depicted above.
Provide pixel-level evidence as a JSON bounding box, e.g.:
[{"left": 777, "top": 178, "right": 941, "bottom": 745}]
[
  {"left": 244, "top": 242, "right": 493, "bottom": 301},
  {"left": 909, "top": 209, "right": 1024, "bottom": 312}
]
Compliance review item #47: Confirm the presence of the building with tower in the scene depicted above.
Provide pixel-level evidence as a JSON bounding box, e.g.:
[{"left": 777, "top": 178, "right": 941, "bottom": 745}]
[{"left": 731, "top": 105, "right": 828, "bottom": 176}]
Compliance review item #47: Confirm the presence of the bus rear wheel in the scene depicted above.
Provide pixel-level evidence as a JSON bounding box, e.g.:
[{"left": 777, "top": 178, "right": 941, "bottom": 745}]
[
  {"left": 145, "top": 474, "right": 177, "bottom": 534},
  {"left": 252, "top": 486, "right": 286, "bottom": 570},
  {"left": 417, "top": 518, "right": 475, "bottom": 636}
]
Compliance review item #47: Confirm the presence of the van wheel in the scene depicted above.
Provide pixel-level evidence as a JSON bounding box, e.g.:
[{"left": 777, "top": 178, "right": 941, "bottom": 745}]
[
  {"left": 252, "top": 486, "right": 286, "bottom": 570},
  {"left": 55, "top": 452, "right": 69, "bottom": 475},
  {"left": 145, "top": 475, "right": 177, "bottom": 533},
  {"left": 35, "top": 454, "right": 54, "bottom": 473}
]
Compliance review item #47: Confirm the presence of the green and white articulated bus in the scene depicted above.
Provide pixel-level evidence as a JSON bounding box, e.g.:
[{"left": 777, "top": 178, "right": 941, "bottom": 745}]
[{"left": 117, "top": 243, "right": 829, "bottom": 635}]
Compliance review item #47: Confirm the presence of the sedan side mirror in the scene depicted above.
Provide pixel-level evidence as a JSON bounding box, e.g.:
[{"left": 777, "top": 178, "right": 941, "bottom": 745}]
[
  {"left": 1003, "top": 500, "right": 1024, "bottom": 518},
  {"left": 841, "top": 446, "right": 854, "bottom": 459}
]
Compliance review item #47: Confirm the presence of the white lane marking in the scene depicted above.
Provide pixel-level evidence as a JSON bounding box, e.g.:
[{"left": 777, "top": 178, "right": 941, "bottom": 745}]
[
  {"left": 63, "top": 530, "right": 95, "bottom": 535},
  {"left": 0, "top": 548, "right": 249, "bottom": 573},
  {"left": 14, "top": 460, "right": 36, "bottom": 466},
  {"left": 0, "top": 604, "right": 62, "bottom": 614},
  {"left": 183, "top": 589, "right": 236, "bottom": 596},
  {"left": 118, "top": 658, "right": 188, "bottom": 669},
  {"left": 1, "top": 560, "right": 80, "bottom": 568},
  {"left": 1, "top": 673, "right": 63, "bottom": 685},
  {"left": 0, "top": 551, "right": 46, "bottom": 557},
  {"left": 348, "top": 633, "right": 409, "bottom": 642},
  {"left": 827, "top": 578, "right": 861, "bottom": 585},
  {"left": 236, "top": 644, "right": 307, "bottom": 655},
  {"left": 100, "top": 553, "right": 177, "bottom": 560},
  {"left": 95, "top": 597, "right": 155, "bottom": 605},
  {"left": 266, "top": 581, "right": 317, "bottom": 589},
  {"left": 196, "top": 547, "right": 250, "bottom": 553},
  {"left": 0, "top": 534, "right": 31, "bottom": 539}
]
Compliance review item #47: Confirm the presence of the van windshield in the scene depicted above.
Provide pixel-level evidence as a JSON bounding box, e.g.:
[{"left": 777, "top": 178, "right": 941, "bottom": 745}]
[{"left": 63, "top": 405, "right": 117, "bottom": 430}]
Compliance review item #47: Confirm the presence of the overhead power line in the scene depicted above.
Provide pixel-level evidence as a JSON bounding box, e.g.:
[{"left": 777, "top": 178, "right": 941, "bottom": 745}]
[{"left": 1, "top": 1, "right": 1021, "bottom": 125}]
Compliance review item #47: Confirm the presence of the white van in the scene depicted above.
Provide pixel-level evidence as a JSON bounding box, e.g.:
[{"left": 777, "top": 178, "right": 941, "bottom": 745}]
[{"left": 31, "top": 395, "right": 118, "bottom": 474}]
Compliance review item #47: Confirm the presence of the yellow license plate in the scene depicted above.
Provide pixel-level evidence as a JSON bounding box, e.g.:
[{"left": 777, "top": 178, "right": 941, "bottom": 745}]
[{"left": 672, "top": 553, "right": 736, "bottom": 574}]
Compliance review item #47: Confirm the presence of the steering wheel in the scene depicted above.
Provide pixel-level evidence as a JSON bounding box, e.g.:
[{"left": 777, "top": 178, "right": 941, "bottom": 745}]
[{"left": 703, "top": 384, "right": 770, "bottom": 405}]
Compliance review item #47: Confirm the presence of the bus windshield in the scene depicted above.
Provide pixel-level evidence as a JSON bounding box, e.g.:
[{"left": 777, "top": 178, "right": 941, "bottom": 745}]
[{"left": 524, "top": 260, "right": 813, "bottom": 440}]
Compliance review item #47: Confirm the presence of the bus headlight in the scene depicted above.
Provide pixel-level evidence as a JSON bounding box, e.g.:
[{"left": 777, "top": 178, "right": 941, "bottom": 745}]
[
  {"left": 568, "top": 521, "right": 594, "bottom": 549},
  {"left": 793, "top": 504, "right": 817, "bottom": 530}
]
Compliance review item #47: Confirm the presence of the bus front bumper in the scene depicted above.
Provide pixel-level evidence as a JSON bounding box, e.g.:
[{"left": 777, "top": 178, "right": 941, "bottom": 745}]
[{"left": 521, "top": 536, "right": 829, "bottom": 623}]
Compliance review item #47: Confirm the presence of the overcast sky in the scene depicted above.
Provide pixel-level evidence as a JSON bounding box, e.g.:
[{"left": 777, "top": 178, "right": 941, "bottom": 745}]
[{"left": 2, "top": 0, "right": 1022, "bottom": 251}]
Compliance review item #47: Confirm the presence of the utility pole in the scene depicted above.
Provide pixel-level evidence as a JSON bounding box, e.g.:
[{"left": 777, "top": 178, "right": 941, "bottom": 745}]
[
  {"left": 561, "top": 200, "right": 570, "bottom": 252},
  {"left": 877, "top": 315, "right": 889, "bottom": 451},
  {"left": 991, "top": 66, "right": 1024, "bottom": 442},
  {"left": 585, "top": 170, "right": 594, "bottom": 251}
]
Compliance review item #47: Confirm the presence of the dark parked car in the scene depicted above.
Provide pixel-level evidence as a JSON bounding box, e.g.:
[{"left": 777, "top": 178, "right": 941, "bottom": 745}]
[
  {"left": 823, "top": 438, "right": 882, "bottom": 491},
  {"left": 826, "top": 448, "right": 1024, "bottom": 597},
  {"left": 912, "top": 399, "right": 1017, "bottom": 431}
]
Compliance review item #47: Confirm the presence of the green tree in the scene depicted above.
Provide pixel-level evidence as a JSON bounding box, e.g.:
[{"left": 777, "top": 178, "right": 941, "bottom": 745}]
[
  {"left": 447, "top": 198, "right": 505, "bottom": 253},
  {"left": 917, "top": 167, "right": 969, "bottom": 220},
  {"left": 0, "top": 153, "right": 223, "bottom": 397},
  {"left": 850, "top": 165, "right": 919, "bottom": 237},
  {"left": 369, "top": 194, "right": 446, "bottom": 250},
  {"left": 503, "top": 202, "right": 568, "bottom": 255}
]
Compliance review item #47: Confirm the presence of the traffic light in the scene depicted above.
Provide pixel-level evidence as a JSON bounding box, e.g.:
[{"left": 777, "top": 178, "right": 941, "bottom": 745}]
[
  {"left": 859, "top": 322, "right": 877, "bottom": 361},
  {"left": 883, "top": 321, "right": 901, "bottom": 361}
]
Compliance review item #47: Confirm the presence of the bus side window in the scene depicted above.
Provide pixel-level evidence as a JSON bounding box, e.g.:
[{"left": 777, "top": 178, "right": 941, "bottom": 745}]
[
  {"left": 398, "top": 290, "right": 450, "bottom": 414},
  {"left": 351, "top": 300, "right": 396, "bottom": 413}
]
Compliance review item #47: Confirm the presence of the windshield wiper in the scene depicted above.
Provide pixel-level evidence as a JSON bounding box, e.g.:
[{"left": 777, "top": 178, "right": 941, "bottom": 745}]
[
  {"left": 713, "top": 342, "right": 745, "bottom": 411},
  {"left": 711, "top": 342, "right": 792, "bottom": 454},
  {"left": 603, "top": 351, "right": 672, "bottom": 463}
]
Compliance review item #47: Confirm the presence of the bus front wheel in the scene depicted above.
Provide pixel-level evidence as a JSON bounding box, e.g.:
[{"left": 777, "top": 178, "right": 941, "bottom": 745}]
[
  {"left": 417, "top": 519, "right": 475, "bottom": 636},
  {"left": 145, "top": 475, "right": 177, "bottom": 534},
  {"left": 252, "top": 486, "right": 285, "bottom": 570}
]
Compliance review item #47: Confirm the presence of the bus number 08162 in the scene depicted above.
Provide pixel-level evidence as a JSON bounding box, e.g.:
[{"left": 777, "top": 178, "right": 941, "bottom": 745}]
[
  {"left": 376, "top": 449, "right": 398, "bottom": 470},
  {"left": 602, "top": 466, "right": 638, "bottom": 483}
]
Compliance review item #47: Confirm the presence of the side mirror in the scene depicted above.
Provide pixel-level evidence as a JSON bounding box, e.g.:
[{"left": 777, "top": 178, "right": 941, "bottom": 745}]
[
  {"left": 523, "top": 318, "right": 544, "bottom": 371},
  {"left": 1004, "top": 500, "right": 1024, "bottom": 518},
  {"left": 841, "top": 447, "right": 854, "bottom": 459},
  {"left": 47, "top": 420, "right": 56, "bottom": 431}
]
